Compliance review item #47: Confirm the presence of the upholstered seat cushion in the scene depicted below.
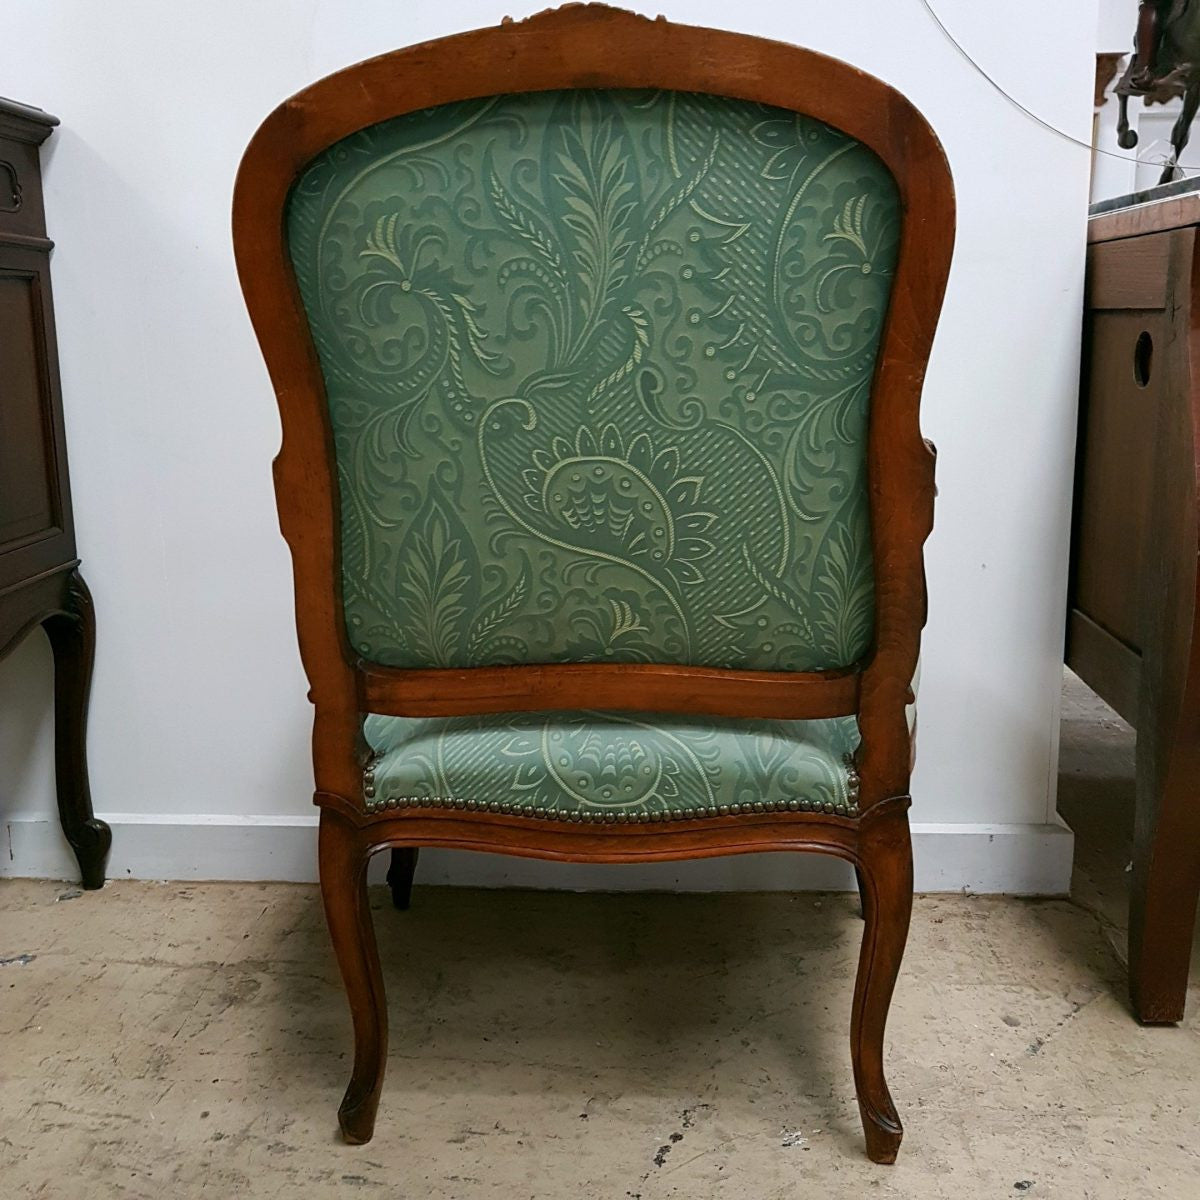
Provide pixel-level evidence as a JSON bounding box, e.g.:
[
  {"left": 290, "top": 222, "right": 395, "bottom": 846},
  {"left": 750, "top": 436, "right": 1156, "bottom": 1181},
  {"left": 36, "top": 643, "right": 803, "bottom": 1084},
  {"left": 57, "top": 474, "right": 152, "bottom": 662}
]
[{"left": 362, "top": 710, "right": 861, "bottom": 822}]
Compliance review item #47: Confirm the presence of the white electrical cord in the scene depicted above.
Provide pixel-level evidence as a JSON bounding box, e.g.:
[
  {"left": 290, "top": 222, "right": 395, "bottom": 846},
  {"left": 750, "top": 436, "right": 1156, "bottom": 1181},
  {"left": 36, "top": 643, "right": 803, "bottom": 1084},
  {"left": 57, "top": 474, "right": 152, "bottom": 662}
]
[{"left": 918, "top": 0, "right": 1190, "bottom": 175}]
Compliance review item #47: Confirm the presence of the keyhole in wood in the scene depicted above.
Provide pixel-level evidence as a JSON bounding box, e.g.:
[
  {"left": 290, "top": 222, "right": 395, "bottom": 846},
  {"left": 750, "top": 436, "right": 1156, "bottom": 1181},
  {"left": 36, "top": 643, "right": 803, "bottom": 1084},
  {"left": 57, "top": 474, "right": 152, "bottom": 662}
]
[{"left": 1134, "top": 330, "right": 1153, "bottom": 388}]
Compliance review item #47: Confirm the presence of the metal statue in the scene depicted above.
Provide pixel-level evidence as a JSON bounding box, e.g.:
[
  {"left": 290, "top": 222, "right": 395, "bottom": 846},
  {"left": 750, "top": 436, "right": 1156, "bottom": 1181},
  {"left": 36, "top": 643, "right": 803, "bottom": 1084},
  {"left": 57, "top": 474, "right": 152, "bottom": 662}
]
[{"left": 1116, "top": 0, "right": 1200, "bottom": 184}]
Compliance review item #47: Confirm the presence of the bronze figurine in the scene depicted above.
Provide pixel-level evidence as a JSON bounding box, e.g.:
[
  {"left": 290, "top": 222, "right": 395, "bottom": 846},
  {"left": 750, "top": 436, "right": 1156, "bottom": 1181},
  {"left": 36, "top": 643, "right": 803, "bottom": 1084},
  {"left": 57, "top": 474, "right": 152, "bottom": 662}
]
[{"left": 1116, "top": 1, "right": 1200, "bottom": 184}]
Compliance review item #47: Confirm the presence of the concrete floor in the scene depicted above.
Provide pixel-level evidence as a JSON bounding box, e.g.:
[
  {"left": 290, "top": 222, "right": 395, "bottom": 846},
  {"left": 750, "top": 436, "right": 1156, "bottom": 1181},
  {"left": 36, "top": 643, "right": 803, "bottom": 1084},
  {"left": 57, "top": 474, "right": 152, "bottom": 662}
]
[{"left": 2, "top": 675, "right": 1198, "bottom": 1198}]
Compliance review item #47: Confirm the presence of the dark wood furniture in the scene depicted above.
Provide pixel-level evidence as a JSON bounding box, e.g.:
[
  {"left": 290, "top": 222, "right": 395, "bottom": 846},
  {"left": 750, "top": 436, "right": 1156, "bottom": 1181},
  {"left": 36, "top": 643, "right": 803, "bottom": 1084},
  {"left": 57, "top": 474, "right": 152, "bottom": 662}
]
[
  {"left": 1070, "top": 189, "right": 1200, "bottom": 1023},
  {"left": 0, "top": 98, "right": 108, "bottom": 889},
  {"left": 233, "top": 5, "right": 954, "bottom": 1162}
]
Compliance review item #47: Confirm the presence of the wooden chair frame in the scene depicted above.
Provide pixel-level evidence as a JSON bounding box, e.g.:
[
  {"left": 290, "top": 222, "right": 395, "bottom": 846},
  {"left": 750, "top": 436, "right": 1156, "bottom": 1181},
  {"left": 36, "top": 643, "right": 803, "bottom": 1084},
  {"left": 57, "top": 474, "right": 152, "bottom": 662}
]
[{"left": 232, "top": 3, "right": 954, "bottom": 1163}]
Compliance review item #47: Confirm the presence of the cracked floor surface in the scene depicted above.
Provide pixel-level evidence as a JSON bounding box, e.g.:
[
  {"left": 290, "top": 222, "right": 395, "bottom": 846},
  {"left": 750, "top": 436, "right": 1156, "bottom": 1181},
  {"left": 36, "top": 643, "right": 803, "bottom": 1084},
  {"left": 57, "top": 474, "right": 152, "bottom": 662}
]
[{"left": 2, "top": 672, "right": 1198, "bottom": 1198}]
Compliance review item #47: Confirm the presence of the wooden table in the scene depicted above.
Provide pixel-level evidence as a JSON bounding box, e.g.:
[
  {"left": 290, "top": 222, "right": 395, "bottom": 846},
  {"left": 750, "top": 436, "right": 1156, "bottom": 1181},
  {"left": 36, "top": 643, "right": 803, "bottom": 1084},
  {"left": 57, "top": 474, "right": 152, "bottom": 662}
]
[{"left": 1070, "top": 186, "right": 1200, "bottom": 1022}]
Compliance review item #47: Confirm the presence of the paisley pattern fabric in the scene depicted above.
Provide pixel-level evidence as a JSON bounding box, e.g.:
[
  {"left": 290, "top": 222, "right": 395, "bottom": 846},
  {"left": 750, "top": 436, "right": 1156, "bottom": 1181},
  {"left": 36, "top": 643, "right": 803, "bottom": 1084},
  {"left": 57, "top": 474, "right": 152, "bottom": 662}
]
[
  {"left": 287, "top": 89, "right": 899, "bottom": 672},
  {"left": 362, "top": 710, "right": 861, "bottom": 820}
]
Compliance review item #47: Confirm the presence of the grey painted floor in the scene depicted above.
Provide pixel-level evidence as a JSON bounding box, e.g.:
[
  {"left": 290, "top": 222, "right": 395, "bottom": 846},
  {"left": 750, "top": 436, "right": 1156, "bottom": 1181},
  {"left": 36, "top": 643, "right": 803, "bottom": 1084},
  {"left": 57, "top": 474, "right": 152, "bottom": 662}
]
[{"left": 2, "top": 673, "right": 1198, "bottom": 1198}]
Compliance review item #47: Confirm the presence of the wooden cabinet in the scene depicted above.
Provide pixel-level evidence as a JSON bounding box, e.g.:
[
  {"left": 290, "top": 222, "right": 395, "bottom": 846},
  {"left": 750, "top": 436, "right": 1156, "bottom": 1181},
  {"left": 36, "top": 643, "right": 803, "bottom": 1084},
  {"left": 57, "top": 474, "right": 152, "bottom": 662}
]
[
  {"left": 1069, "top": 192, "right": 1200, "bottom": 1022},
  {"left": 0, "top": 98, "right": 108, "bottom": 887}
]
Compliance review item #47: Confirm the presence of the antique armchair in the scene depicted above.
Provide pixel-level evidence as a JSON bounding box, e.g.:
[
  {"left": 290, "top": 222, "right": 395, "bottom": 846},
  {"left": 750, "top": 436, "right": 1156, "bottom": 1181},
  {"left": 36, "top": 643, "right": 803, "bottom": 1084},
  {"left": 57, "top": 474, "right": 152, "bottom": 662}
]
[{"left": 232, "top": 4, "right": 953, "bottom": 1164}]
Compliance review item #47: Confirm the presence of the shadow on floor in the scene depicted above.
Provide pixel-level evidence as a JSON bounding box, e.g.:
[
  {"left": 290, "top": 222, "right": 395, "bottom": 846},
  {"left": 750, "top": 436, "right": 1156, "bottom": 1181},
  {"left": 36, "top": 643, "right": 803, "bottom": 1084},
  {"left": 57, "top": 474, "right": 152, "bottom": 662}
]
[{"left": 1056, "top": 667, "right": 1200, "bottom": 994}]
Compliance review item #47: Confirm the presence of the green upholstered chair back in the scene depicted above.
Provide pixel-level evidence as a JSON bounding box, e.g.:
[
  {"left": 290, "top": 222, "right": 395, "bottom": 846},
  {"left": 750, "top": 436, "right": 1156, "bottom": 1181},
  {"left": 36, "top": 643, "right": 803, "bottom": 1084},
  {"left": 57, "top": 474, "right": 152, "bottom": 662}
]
[{"left": 286, "top": 89, "right": 900, "bottom": 673}]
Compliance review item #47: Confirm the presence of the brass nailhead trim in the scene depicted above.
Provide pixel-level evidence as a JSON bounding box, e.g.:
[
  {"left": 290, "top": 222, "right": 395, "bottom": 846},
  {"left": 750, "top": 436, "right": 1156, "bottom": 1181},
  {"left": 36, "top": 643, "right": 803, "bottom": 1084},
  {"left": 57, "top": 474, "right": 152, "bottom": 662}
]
[{"left": 362, "top": 792, "right": 860, "bottom": 820}]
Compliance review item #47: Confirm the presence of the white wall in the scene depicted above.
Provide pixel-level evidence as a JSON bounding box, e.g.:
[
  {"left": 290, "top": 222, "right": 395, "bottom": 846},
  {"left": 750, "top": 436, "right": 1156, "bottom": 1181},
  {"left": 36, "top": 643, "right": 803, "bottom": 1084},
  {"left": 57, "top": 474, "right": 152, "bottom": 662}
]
[
  {"left": 0, "top": 0, "right": 1094, "bottom": 892},
  {"left": 1098, "top": 0, "right": 1135, "bottom": 49}
]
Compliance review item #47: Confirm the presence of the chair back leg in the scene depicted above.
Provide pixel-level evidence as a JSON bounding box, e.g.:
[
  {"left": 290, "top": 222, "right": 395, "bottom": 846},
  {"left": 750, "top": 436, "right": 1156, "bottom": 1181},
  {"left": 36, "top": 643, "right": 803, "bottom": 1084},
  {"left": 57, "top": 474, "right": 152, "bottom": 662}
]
[
  {"left": 319, "top": 809, "right": 388, "bottom": 1143},
  {"left": 849, "top": 795, "right": 914, "bottom": 1164},
  {"left": 386, "top": 847, "right": 420, "bottom": 911}
]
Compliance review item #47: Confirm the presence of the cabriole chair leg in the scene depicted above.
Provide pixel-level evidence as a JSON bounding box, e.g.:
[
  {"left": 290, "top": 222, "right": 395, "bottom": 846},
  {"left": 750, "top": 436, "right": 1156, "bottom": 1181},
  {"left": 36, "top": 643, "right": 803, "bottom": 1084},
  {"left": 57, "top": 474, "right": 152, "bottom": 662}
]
[
  {"left": 319, "top": 809, "right": 387, "bottom": 1144},
  {"left": 849, "top": 797, "right": 914, "bottom": 1164}
]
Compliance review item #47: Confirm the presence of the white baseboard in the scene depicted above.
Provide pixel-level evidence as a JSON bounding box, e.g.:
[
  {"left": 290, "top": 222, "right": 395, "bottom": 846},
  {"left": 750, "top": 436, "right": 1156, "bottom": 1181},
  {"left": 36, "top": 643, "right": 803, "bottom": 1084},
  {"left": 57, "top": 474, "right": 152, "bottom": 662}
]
[{"left": 1, "top": 812, "right": 1074, "bottom": 894}]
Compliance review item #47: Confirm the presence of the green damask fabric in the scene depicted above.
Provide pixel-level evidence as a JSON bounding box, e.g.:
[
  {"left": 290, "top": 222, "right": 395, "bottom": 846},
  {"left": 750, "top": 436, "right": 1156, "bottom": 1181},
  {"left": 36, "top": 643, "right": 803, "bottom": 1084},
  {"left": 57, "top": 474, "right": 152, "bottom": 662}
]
[
  {"left": 362, "top": 710, "right": 861, "bottom": 820},
  {"left": 287, "top": 89, "right": 899, "bottom": 671}
]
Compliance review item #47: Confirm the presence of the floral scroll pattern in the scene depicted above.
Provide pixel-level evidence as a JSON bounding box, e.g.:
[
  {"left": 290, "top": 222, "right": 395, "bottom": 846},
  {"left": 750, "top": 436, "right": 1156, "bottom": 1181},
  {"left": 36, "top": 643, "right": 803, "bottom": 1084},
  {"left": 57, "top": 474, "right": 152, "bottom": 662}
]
[
  {"left": 362, "top": 710, "right": 861, "bottom": 819},
  {"left": 287, "top": 89, "right": 900, "bottom": 672}
]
